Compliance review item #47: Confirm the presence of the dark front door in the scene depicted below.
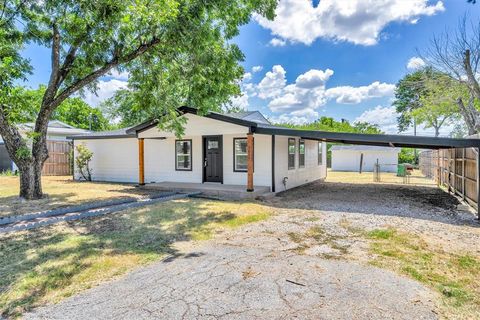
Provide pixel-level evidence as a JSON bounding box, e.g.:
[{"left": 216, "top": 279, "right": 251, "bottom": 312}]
[{"left": 203, "top": 136, "right": 223, "bottom": 183}]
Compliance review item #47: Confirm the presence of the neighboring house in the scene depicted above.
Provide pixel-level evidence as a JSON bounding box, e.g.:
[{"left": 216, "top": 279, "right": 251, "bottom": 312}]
[
  {"left": 70, "top": 107, "right": 328, "bottom": 193},
  {"left": 331, "top": 145, "right": 400, "bottom": 173},
  {"left": 0, "top": 120, "right": 90, "bottom": 174}
]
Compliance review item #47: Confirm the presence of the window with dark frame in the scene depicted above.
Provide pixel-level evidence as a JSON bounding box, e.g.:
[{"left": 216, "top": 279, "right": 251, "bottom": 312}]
[
  {"left": 288, "top": 138, "right": 295, "bottom": 170},
  {"left": 175, "top": 140, "right": 192, "bottom": 171},
  {"left": 233, "top": 138, "right": 251, "bottom": 172},
  {"left": 299, "top": 139, "right": 305, "bottom": 168},
  {"left": 318, "top": 141, "right": 323, "bottom": 165}
]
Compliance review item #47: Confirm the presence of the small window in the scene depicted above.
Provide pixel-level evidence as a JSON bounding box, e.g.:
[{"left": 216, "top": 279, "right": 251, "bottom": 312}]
[
  {"left": 175, "top": 140, "right": 192, "bottom": 171},
  {"left": 318, "top": 142, "right": 323, "bottom": 165},
  {"left": 299, "top": 139, "right": 305, "bottom": 168},
  {"left": 234, "top": 138, "right": 251, "bottom": 172},
  {"left": 288, "top": 138, "right": 295, "bottom": 170}
]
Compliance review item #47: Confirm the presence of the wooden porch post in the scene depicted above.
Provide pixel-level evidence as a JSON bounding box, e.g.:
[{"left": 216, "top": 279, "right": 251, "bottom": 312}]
[
  {"left": 247, "top": 133, "right": 254, "bottom": 192},
  {"left": 138, "top": 138, "right": 145, "bottom": 186}
]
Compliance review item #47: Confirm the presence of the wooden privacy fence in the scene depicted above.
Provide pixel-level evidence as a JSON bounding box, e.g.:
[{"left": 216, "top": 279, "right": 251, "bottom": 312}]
[
  {"left": 419, "top": 147, "right": 480, "bottom": 218},
  {"left": 42, "top": 141, "right": 73, "bottom": 176}
]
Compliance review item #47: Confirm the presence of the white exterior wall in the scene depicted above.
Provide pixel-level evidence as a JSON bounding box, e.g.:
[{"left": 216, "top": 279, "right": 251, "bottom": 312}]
[
  {"left": 223, "top": 134, "right": 271, "bottom": 187},
  {"left": 274, "top": 136, "right": 327, "bottom": 192},
  {"left": 74, "top": 138, "right": 138, "bottom": 183},
  {"left": 332, "top": 149, "right": 399, "bottom": 172}
]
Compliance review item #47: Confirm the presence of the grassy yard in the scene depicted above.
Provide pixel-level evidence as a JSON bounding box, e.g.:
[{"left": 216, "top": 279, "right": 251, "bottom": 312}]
[
  {"left": 0, "top": 198, "right": 271, "bottom": 318},
  {"left": 326, "top": 169, "right": 436, "bottom": 186},
  {"left": 0, "top": 176, "right": 155, "bottom": 218},
  {"left": 366, "top": 228, "right": 480, "bottom": 319}
]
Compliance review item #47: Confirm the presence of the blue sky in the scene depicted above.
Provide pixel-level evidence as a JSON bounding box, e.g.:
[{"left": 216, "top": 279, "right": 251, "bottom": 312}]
[{"left": 22, "top": 0, "right": 480, "bottom": 135}]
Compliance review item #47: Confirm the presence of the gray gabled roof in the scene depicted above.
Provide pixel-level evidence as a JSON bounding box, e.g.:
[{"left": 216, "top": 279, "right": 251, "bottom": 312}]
[{"left": 68, "top": 127, "right": 135, "bottom": 140}]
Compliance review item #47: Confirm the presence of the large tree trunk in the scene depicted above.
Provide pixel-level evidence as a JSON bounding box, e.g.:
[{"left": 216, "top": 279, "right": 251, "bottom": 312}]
[{"left": 0, "top": 104, "right": 50, "bottom": 200}]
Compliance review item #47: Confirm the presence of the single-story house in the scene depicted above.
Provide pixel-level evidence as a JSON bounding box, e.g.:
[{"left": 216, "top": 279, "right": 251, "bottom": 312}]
[
  {"left": 331, "top": 145, "right": 400, "bottom": 173},
  {"left": 0, "top": 120, "right": 90, "bottom": 174},
  {"left": 70, "top": 107, "right": 328, "bottom": 193}
]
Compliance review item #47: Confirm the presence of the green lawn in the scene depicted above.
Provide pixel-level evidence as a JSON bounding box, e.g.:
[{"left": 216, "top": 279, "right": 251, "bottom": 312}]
[
  {"left": 366, "top": 228, "right": 480, "bottom": 319},
  {"left": 0, "top": 198, "right": 270, "bottom": 318}
]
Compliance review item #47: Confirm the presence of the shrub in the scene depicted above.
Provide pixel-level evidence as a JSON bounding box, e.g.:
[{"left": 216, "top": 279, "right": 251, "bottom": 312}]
[{"left": 75, "top": 144, "right": 93, "bottom": 181}]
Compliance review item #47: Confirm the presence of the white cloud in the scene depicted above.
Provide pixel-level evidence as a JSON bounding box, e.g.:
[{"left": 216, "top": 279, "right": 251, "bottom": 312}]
[
  {"left": 257, "top": 65, "right": 286, "bottom": 99},
  {"left": 83, "top": 79, "right": 128, "bottom": 106},
  {"left": 108, "top": 69, "right": 129, "bottom": 80},
  {"left": 407, "top": 56, "right": 426, "bottom": 70},
  {"left": 243, "top": 72, "right": 252, "bottom": 82},
  {"left": 295, "top": 69, "right": 334, "bottom": 89},
  {"left": 255, "top": 0, "right": 444, "bottom": 46},
  {"left": 269, "top": 38, "right": 287, "bottom": 47},
  {"left": 230, "top": 93, "right": 250, "bottom": 110},
  {"left": 354, "top": 105, "right": 399, "bottom": 133},
  {"left": 252, "top": 66, "right": 263, "bottom": 73},
  {"left": 325, "top": 81, "right": 395, "bottom": 104}
]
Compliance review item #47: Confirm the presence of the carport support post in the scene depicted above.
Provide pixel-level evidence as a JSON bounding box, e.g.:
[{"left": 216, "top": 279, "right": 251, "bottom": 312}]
[
  {"left": 247, "top": 133, "right": 254, "bottom": 192},
  {"left": 138, "top": 138, "right": 145, "bottom": 186}
]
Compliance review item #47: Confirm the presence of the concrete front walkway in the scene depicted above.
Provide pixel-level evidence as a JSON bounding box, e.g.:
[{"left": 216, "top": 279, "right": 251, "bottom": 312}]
[{"left": 144, "top": 182, "right": 271, "bottom": 199}]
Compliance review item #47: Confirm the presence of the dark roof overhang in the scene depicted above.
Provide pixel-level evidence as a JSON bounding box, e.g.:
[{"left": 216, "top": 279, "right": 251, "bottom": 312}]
[{"left": 255, "top": 126, "right": 480, "bottom": 149}]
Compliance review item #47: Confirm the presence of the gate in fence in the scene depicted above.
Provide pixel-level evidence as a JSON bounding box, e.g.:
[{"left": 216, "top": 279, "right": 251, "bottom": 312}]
[
  {"left": 419, "top": 147, "right": 480, "bottom": 218},
  {"left": 42, "top": 141, "right": 73, "bottom": 176}
]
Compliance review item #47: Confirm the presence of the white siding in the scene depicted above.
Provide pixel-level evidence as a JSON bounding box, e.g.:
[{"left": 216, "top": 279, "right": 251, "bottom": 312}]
[
  {"left": 332, "top": 149, "right": 399, "bottom": 172},
  {"left": 74, "top": 138, "right": 138, "bottom": 183},
  {"left": 144, "top": 136, "right": 202, "bottom": 184},
  {"left": 274, "top": 136, "right": 327, "bottom": 192},
  {"left": 223, "top": 134, "right": 271, "bottom": 187}
]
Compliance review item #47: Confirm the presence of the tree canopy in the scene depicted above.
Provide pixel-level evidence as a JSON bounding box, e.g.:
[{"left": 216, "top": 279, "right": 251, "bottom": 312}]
[
  {"left": 0, "top": 0, "right": 277, "bottom": 199},
  {"left": 276, "top": 116, "right": 384, "bottom": 135}
]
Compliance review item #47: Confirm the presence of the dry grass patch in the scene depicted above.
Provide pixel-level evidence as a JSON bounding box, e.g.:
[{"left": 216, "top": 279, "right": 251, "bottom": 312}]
[
  {"left": 0, "top": 176, "right": 154, "bottom": 218},
  {"left": 0, "top": 198, "right": 271, "bottom": 318},
  {"left": 366, "top": 228, "right": 480, "bottom": 319}
]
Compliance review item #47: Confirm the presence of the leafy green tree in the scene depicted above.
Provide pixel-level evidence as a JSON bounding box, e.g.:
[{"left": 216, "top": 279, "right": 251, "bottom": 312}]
[
  {"left": 277, "top": 116, "right": 384, "bottom": 134},
  {"left": 0, "top": 0, "right": 276, "bottom": 199},
  {"left": 7, "top": 86, "right": 111, "bottom": 130},
  {"left": 412, "top": 74, "right": 462, "bottom": 137},
  {"left": 392, "top": 70, "right": 426, "bottom": 133}
]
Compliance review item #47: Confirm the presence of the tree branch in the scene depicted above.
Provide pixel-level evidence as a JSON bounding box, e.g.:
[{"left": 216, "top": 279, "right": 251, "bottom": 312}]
[
  {"left": 0, "top": 105, "right": 28, "bottom": 164},
  {"left": 463, "top": 49, "right": 480, "bottom": 98},
  {"left": 42, "top": 22, "right": 61, "bottom": 106},
  {"left": 51, "top": 36, "right": 162, "bottom": 110}
]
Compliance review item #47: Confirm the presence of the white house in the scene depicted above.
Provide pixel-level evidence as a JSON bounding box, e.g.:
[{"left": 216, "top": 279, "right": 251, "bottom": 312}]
[
  {"left": 0, "top": 120, "right": 90, "bottom": 173},
  {"left": 70, "top": 107, "right": 328, "bottom": 194},
  {"left": 331, "top": 145, "right": 400, "bottom": 173}
]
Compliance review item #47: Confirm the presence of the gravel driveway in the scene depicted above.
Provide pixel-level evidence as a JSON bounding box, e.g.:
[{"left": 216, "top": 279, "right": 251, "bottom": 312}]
[{"left": 25, "top": 179, "right": 480, "bottom": 320}]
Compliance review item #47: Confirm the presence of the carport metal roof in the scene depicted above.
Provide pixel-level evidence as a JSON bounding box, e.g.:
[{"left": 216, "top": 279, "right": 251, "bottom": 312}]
[
  {"left": 71, "top": 106, "right": 480, "bottom": 149},
  {"left": 254, "top": 124, "right": 480, "bottom": 149}
]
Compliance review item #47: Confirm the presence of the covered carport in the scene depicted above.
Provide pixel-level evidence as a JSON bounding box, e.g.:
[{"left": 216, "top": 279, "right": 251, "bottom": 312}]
[{"left": 254, "top": 124, "right": 480, "bottom": 219}]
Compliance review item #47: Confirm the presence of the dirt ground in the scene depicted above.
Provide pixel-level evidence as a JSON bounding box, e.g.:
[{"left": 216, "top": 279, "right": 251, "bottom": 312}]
[{"left": 24, "top": 172, "right": 480, "bottom": 319}]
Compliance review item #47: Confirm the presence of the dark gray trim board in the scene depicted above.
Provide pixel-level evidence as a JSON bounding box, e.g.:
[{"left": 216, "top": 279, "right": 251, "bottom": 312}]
[{"left": 254, "top": 126, "right": 480, "bottom": 149}]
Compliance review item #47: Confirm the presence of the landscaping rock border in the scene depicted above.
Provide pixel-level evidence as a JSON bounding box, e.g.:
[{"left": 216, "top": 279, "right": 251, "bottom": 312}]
[{"left": 0, "top": 192, "right": 200, "bottom": 234}]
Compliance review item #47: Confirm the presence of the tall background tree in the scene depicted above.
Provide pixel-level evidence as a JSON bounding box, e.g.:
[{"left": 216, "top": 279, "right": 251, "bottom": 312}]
[
  {"left": 424, "top": 16, "right": 480, "bottom": 135},
  {"left": 0, "top": 0, "right": 276, "bottom": 199}
]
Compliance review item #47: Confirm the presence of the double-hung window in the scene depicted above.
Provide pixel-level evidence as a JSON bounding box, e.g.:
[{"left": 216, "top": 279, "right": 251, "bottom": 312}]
[
  {"left": 175, "top": 140, "right": 192, "bottom": 171},
  {"left": 288, "top": 138, "right": 296, "bottom": 170},
  {"left": 299, "top": 139, "right": 305, "bottom": 168},
  {"left": 234, "top": 138, "right": 251, "bottom": 172},
  {"left": 318, "top": 142, "right": 323, "bottom": 165}
]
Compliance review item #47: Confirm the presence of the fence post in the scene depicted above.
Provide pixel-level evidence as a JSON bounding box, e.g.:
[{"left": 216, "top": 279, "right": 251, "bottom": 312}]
[
  {"left": 477, "top": 148, "right": 480, "bottom": 220},
  {"left": 462, "top": 148, "right": 466, "bottom": 201}
]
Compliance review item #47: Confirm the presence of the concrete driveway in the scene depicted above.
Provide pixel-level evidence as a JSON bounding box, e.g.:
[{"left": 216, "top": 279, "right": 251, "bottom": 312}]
[{"left": 25, "top": 176, "right": 480, "bottom": 320}]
